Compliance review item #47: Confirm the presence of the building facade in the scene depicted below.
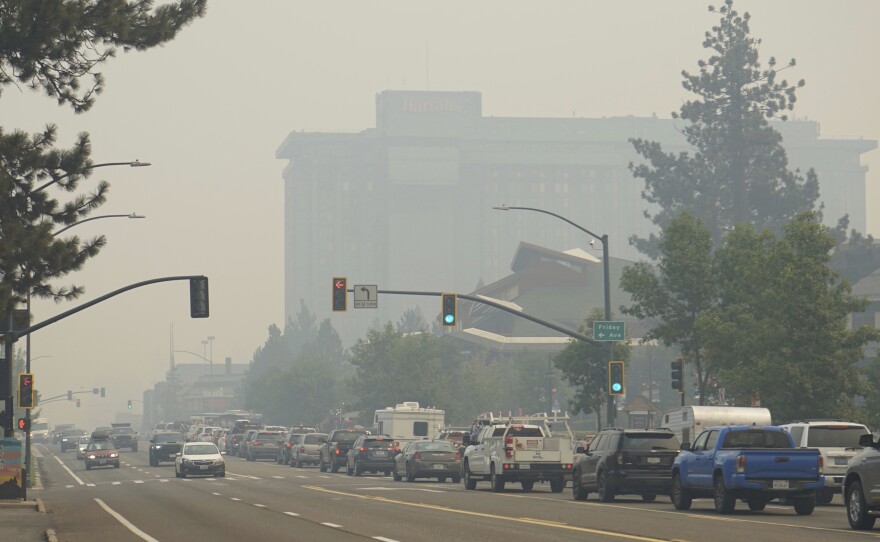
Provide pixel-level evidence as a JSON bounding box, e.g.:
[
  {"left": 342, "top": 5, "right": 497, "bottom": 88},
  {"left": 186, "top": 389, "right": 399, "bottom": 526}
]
[{"left": 276, "top": 90, "right": 877, "bottom": 344}]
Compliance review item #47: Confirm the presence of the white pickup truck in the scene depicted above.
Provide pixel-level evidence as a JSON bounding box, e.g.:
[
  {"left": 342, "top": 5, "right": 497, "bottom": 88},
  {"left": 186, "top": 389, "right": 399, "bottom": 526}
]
[{"left": 462, "top": 423, "right": 572, "bottom": 492}]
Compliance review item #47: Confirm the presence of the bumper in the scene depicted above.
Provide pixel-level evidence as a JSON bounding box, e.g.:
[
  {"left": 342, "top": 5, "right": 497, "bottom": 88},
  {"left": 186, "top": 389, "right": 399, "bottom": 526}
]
[
  {"left": 85, "top": 459, "right": 120, "bottom": 469},
  {"left": 606, "top": 471, "right": 673, "bottom": 494},
  {"left": 296, "top": 452, "right": 321, "bottom": 463},
  {"left": 181, "top": 463, "right": 225, "bottom": 476},
  {"left": 736, "top": 475, "right": 825, "bottom": 494},
  {"left": 354, "top": 459, "right": 396, "bottom": 471},
  {"left": 500, "top": 463, "right": 569, "bottom": 480},
  {"left": 249, "top": 448, "right": 278, "bottom": 458},
  {"left": 413, "top": 460, "right": 461, "bottom": 477}
]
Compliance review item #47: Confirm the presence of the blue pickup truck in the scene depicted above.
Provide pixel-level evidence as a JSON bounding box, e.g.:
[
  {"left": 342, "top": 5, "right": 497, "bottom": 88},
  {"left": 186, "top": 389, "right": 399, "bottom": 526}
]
[{"left": 671, "top": 425, "right": 824, "bottom": 515}]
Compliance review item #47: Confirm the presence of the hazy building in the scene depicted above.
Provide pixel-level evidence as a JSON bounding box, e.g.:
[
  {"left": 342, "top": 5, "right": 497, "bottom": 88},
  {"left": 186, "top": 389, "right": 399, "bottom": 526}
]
[{"left": 276, "top": 90, "right": 877, "bottom": 344}]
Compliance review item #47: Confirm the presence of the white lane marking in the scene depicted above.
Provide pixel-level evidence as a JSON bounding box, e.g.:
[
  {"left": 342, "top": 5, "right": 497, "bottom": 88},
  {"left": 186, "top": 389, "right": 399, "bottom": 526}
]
[
  {"left": 134, "top": 480, "right": 144, "bottom": 484},
  {"left": 284, "top": 512, "right": 299, "bottom": 517},
  {"left": 225, "top": 471, "right": 261, "bottom": 479},
  {"left": 272, "top": 475, "right": 284, "bottom": 479},
  {"left": 94, "top": 498, "right": 160, "bottom": 542},
  {"left": 159, "top": 479, "right": 169, "bottom": 483},
  {"left": 296, "top": 476, "right": 308, "bottom": 479},
  {"left": 322, "top": 523, "right": 342, "bottom": 528},
  {"left": 230, "top": 497, "right": 241, "bottom": 501},
  {"left": 254, "top": 504, "right": 267, "bottom": 508},
  {"left": 86, "top": 483, "right": 96, "bottom": 487},
  {"left": 359, "top": 486, "right": 444, "bottom": 493},
  {"left": 66, "top": 485, "right": 74, "bottom": 489},
  {"left": 112, "top": 482, "right": 122, "bottom": 486},
  {"left": 318, "top": 475, "right": 331, "bottom": 479},
  {"left": 54, "top": 456, "right": 84, "bottom": 485},
  {"left": 212, "top": 492, "right": 222, "bottom": 496},
  {"left": 373, "top": 538, "right": 400, "bottom": 542}
]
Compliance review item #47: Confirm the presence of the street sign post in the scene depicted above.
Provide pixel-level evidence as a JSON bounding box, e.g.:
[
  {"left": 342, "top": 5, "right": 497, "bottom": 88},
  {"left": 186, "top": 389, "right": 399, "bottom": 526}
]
[
  {"left": 593, "top": 321, "right": 625, "bottom": 341},
  {"left": 353, "top": 285, "right": 378, "bottom": 308}
]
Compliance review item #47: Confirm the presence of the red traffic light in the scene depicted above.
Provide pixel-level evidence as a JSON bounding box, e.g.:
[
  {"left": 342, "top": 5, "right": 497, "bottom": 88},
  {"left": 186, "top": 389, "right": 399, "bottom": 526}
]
[
  {"left": 17, "top": 418, "right": 30, "bottom": 431},
  {"left": 332, "top": 277, "right": 347, "bottom": 312}
]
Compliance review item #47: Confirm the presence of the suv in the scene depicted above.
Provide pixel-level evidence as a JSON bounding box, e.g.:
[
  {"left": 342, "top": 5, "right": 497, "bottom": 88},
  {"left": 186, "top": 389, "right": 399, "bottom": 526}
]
[
  {"left": 59, "top": 429, "right": 86, "bottom": 452},
  {"left": 292, "top": 433, "right": 327, "bottom": 468},
  {"left": 781, "top": 420, "right": 870, "bottom": 505},
  {"left": 278, "top": 429, "right": 316, "bottom": 465},
  {"left": 319, "top": 429, "right": 368, "bottom": 473},
  {"left": 149, "top": 431, "right": 186, "bottom": 466},
  {"left": 845, "top": 433, "right": 880, "bottom": 529},
  {"left": 346, "top": 435, "right": 396, "bottom": 476},
  {"left": 246, "top": 431, "right": 285, "bottom": 461},
  {"left": 110, "top": 425, "right": 138, "bottom": 451},
  {"left": 572, "top": 427, "right": 680, "bottom": 502}
]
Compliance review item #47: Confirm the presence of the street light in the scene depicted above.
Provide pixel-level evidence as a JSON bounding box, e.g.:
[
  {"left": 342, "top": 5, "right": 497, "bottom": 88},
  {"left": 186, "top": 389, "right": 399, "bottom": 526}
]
[
  {"left": 34, "top": 160, "right": 151, "bottom": 193},
  {"left": 494, "top": 204, "right": 615, "bottom": 427},
  {"left": 52, "top": 213, "right": 146, "bottom": 237}
]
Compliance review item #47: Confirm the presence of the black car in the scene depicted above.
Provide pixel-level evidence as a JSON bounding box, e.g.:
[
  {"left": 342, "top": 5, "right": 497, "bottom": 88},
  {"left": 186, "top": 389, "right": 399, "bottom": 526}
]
[
  {"left": 572, "top": 428, "right": 680, "bottom": 502},
  {"left": 149, "top": 431, "right": 185, "bottom": 466},
  {"left": 59, "top": 429, "right": 86, "bottom": 452},
  {"left": 346, "top": 435, "right": 396, "bottom": 476}
]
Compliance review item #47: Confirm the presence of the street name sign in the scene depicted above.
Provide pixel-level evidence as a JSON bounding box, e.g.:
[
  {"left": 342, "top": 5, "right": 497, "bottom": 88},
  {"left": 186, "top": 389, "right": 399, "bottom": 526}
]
[
  {"left": 593, "top": 321, "right": 625, "bottom": 341},
  {"left": 353, "top": 285, "right": 378, "bottom": 308}
]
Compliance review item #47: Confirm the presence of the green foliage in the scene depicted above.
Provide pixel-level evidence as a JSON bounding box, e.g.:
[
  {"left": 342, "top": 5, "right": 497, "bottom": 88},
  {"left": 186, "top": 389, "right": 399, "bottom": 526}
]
[
  {"left": 554, "top": 309, "right": 630, "bottom": 427},
  {"left": 860, "top": 354, "right": 880, "bottom": 430},
  {"left": 0, "top": 0, "right": 207, "bottom": 112},
  {"left": 704, "top": 212, "right": 879, "bottom": 421},
  {"left": 620, "top": 212, "right": 717, "bottom": 404},
  {"left": 629, "top": 0, "right": 818, "bottom": 258}
]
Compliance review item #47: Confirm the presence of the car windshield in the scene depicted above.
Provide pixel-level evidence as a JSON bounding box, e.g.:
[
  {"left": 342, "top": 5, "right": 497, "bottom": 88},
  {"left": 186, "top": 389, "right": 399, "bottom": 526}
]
[
  {"left": 721, "top": 429, "right": 791, "bottom": 449},
  {"left": 304, "top": 434, "right": 326, "bottom": 444},
  {"left": 256, "top": 433, "right": 283, "bottom": 441},
  {"left": 364, "top": 439, "right": 393, "bottom": 449},
  {"left": 807, "top": 426, "right": 869, "bottom": 448},
  {"left": 87, "top": 441, "right": 116, "bottom": 451},
  {"left": 335, "top": 431, "right": 365, "bottom": 443},
  {"left": 623, "top": 433, "right": 680, "bottom": 451},
  {"left": 185, "top": 444, "right": 219, "bottom": 455},
  {"left": 156, "top": 433, "right": 184, "bottom": 443},
  {"left": 418, "top": 441, "right": 455, "bottom": 452}
]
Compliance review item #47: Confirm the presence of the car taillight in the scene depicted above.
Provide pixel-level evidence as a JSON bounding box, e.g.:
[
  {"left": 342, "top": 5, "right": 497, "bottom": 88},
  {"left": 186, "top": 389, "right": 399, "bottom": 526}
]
[
  {"left": 505, "top": 436, "right": 514, "bottom": 458},
  {"left": 736, "top": 454, "right": 746, "bottom": 474},
  {"left": 414, "top": 452, "right": 421, "bottom": 460},
  {"left": 286, "top": 443, "right": 292, "bottom": 448},
  {"left": 254, "top": 441, "right": 261, "bottom": 446},
  {"left": 300, "top": 446, "right": 305, "bottom": 452},
  {"left": 360, "top": 447, "right": 368, "bottom": 452},
  {"left": 818, "top": 455, "right": 824, "bottom": 475},
  {"left": 454, "top": 452, "right": 461, "bottom": 460}
]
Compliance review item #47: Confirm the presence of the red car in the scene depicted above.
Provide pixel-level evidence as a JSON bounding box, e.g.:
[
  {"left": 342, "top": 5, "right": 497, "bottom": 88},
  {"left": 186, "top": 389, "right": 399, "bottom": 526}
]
[{"left": 84, "top": 436, "right": 120, "bottom": 470}]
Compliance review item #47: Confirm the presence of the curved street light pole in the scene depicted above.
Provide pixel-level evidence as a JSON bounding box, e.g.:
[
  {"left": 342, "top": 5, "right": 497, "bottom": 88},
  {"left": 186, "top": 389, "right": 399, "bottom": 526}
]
[
  {"left": 52, "top": 213, "right": 146, "bottom": 237},
  {"left": 34, "top": 160, "right": 151, "bottom": 193},
  {"left": 494, "top": 205, "right": 615, "bottom": 428}
]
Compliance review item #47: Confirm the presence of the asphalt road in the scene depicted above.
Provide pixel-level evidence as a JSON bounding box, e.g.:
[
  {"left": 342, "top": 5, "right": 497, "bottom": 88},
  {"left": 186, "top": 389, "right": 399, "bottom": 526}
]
[{"left": 33, "top": 443, "right": 880, "bottom": 542}]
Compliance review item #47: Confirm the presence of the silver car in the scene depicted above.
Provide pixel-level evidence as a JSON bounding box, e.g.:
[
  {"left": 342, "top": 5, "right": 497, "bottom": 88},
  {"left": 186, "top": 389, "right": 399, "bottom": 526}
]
[
  {"left": 76, "top": 436, "right": 91, "bottom": 460},
  {"left": 175, "top": 442, "right": 225, "bottom": 478},
  {"left": 292, "top": 433, "right": 328, "bottom": 467},
  {"left": 393, "top": 439, "right": 461, "bottom": 483}
]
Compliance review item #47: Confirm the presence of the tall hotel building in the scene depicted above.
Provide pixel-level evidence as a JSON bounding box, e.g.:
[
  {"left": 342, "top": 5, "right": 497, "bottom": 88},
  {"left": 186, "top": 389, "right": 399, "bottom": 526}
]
[{"left": 276, "top": 90, "right": 876, "bottom": 344}]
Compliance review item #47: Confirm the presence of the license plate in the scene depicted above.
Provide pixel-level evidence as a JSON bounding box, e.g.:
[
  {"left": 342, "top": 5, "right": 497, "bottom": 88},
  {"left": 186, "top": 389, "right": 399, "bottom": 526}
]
[
  {"left": 520, "top": 464, "right": 530, "bottom": 470},
  {"left": 372, "top": 451, "right": 386, "bottom": 457},
  {"left": 200, "top": 465, "right": 208, "bottom": 470},
  {"left": 647, "top": 457, "right": 661, "bottom": 464},
  {"left": 773, "top": 480, "right": 789, "bottom": 489},
  {"left": 98, "top": 459, "right": 106, "bottom": 465},
  {"left": 835, "top": 457, "right": 850, "bottom": 465},
  {"left": 433, "top": 464, "right": 445, "bottom": 469}
]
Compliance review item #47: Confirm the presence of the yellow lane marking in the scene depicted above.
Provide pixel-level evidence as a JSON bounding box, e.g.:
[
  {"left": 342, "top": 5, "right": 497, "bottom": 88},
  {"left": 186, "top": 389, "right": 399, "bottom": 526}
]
[{"left": 303, "top": 486, "right": 674, "bottom": 542}]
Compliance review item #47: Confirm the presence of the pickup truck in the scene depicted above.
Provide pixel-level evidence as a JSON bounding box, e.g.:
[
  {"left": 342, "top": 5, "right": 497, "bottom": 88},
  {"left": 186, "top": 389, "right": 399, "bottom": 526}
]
[
  {"left": 462, "top": 423, "right": 572, "bottom": 493},
  {"left": 319, "top": 428, "right": 368, "bottom": 473},
  {"left": 671, "top": 425, "right": 824, "bottom": 515}
]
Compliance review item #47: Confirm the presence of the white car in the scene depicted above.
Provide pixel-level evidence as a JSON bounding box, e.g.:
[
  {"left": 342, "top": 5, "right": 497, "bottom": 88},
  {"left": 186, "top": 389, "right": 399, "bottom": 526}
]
[
  {"left": 76, "top": 436, "right": 91, "bottom": 460},
  {"left": 175, "top": 442, "right": 225, "bottom": 478}
]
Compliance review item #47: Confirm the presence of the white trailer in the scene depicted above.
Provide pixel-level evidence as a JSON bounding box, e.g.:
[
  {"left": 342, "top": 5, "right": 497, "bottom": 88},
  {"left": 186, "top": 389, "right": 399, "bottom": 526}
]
[
  {"left": 660, "top": 406, "right": 772, "bottom": 445},
  {"left": 373, "top": 402, "right": 445, "bottom": 443}
]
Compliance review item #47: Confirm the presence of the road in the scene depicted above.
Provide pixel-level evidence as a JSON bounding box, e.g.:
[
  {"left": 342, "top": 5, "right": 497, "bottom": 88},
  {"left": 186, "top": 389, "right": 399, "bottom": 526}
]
[{"left": 33, "top": 443, "right": 877, "bottom": 542}]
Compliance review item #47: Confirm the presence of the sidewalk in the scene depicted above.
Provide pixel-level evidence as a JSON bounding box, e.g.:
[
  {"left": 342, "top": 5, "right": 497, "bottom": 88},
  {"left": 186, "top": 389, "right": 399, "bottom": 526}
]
[{"left": 0, "top": 447, "right": 55, "bottom": 541}]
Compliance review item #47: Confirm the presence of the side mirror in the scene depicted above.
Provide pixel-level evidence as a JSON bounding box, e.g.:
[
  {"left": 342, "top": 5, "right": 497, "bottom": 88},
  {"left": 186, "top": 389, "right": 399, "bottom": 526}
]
[
  {"left": 574, "top": 445, "right": 586, "bottom": 454},
  {"left": 859, "top": 433, "right": 876, "bottom": 447},
  {"left": 220, "top": 451, "right": 226, "bottom": 455},
  {"left": 680, "top": 442, "right": 691, "bottom": 451}
]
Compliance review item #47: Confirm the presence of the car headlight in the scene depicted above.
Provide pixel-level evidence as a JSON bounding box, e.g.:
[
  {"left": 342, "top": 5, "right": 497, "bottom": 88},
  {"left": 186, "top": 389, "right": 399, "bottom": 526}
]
[
  {"left": 110, "top": 453, "right": 118, "bottom": 458},
  {"left": 87, "top": 455, "right": 96, "bottom": 459},
  {"left": 154, "top": 445, "right": 162, "bottom": 449},
  {"left": 214, "top": 459, "right": 224, "bottom": 465}
]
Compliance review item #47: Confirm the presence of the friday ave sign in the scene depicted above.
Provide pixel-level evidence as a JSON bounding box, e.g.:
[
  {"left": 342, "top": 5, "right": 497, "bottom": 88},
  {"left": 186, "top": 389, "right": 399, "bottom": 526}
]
[{"left": 593, "top": 321, "right": 625, "bottom": 341}]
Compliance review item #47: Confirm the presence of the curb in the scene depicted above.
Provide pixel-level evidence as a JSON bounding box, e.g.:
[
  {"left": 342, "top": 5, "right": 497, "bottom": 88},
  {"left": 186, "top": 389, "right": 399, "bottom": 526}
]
[
  {"left": 45, "top": 528, "right": 59, "bottom": 542},
  {"left": 35, "top": 497, "right": 46, "bottom": 513}
]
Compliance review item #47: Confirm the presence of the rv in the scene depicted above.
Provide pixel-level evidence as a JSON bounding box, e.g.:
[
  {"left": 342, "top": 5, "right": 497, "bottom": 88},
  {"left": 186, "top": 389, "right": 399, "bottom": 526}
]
[
  {"left": 660, "top": 406, "right": 772, "bottom": 446},
  {"left": 373, "top": 402, "right": 445, "bottom": 443}
]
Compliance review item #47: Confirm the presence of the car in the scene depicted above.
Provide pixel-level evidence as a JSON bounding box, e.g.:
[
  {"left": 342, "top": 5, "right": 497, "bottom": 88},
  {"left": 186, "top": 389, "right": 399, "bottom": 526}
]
[
  {"left": 195, "top": 426, "right": 221, "bottom": 442},
  {"left": 572, "top": 427, "right": 680, "bottom": 502},
  {"left": 346, "top": 435, "right": 397, "bottom": 476},
  {"left": 246, "top": 431, "right": 285, "bottom": 461},
  {"left": 393, "top": 439, "right": 461, "bottom": 483},
  {"left": 780, "top": 420, "right": 870, "bottom": 505},
  {"left": 291, "top": 433, "right": 328, "bottom": 468},
  {"left": 277, "top": 432, "right": 308, "bottom": 465},
  {"left": 83, "top": 434, "right": 120, "bottom": 470},
  {"left": 239, "top": 429, "right": 259, "bottom": 457},
  {"left": 109, "top": 424, "right": 138, "bottom": 451},
  {"left": 225, "top": 422, "right": 258, "bottom": 456},
  {"left": 75, "top": 436, "right": 91, "bottom": 460},
  {"left": 175, "top": 442, "right": 225, "bottom": 478},
  {"left": 149, "top": 431, "right": 186, "bottom": 466},
  {"left": 319, "top": 429, "right": 369, "bottom": 473},
  {"left": 59, "top": 429, "right": 86, "bottom": 452}
]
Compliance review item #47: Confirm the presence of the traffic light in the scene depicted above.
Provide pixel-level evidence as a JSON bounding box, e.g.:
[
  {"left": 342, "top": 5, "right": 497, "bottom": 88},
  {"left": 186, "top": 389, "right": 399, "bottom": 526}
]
[
  {"left": 441, "top": 293, "right": 457, "bottom": 326},
  {"left": 127, "top": 400, "right": 133, "bottom": 409},
  {"left": 100, "top": 387, "right": 105, "bottom": 398},
  {"left": 76, "top": 399, "right": 81, "bottom": 408},
  {"left": 17, "top": 418, "right": 30, "bottom": 432},
  {"left": 332, "top": 277, "right": 347, "bottom": 312},
  {"left": 608, "top": 361, "right": 625, "bottom": 396},
  {"left": 18, "top": 373, "right": 35, "bottom": 408},
  {"left": 671, "top": 357, "right": 684, "bottom": 392},
  {"left": 67, "top": 390, "right": 73, "bottom": 401},
  {"left": 190, "top": 276, "right": 209, "bottom": 318}
]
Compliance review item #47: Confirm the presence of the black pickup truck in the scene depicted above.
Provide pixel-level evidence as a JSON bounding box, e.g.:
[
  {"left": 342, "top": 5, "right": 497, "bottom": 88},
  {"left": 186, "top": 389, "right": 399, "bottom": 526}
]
[{"left": 319, "top": 429, "right": 368, "bottom": 473}]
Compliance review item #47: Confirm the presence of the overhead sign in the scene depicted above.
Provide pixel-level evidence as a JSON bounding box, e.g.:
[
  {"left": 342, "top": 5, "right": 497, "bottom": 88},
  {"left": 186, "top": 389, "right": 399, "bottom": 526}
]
[
  {"left": 353, "top": 285, "right": 378, "bottom": 309},
  {"left": 593, "top": 321, "right": 625, "bottom": 341}
]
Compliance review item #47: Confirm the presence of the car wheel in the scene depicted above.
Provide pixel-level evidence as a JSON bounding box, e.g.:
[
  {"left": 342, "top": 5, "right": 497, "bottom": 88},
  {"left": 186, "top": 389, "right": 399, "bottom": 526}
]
[
  {"left": 393, "top": 467, "right": 402, "bottom": 482},
  {"left": 406, "top": 463, "right": 416, "bottom": 482},
  {"left": 331, "top": 459, "right": 340, "bottom": 473},
  {"left": 438, "top": 476, "right": 447, "bottom": 483},
  {"left": 490, "top": 465, "right": 505, "bottom": 492},
  {"left": 174, "top": 466, "right": 180, "bottom": 478},
  {"left": 550, "top": 477, "right": 565, "bottom": 493},
  {"left": 848, "top": 481, "right": 877, "bottom": 529},
  {"left": 642, "top": 494, "right": 657, "bottom": 502},
  {"left": 747, "top": 497, "right": 766, "bottom": 511},
  {"left": 319, "top": 456, "right": 328, "bottom": 472},
  {"left": 793, "top": 496, "right": 815, "bottom": 516},
  {"left": 354, "top": 461, "right": 363, "bottom": 476},
  {"left": 572, "top": 470, "right": 589, "bottom": 501},
  {"left": 671, "top": 473, "right": 692, "bottom": 510},
  {"left": 217, "top": 471, "right": 225, "bottom": 478},
  {"left": 294, "top": 455, "right": 302, "bottom": 468},
  {"left": 521, "top": 480, "right": 534, "bottom": 492},
  {"left": 713, "top": 476, "right": 735, "bottom": 514},
  {"left": 597, "top": 471, "right": 614, "bottom": 503},
  {"left": 816, "top": 489, "right": 834, "bottom": 506},
  {"left": 463, "top": 462, "right": 477, "bottom": 490},
  {"left": 114, "top": 462, "right": 120, "bottom": 469},
  {"left": 452, "top": 476, "right": 461, "bottom": 484},
  {"left": 180, "top": 468, "right": 187, "bottom": 479}
]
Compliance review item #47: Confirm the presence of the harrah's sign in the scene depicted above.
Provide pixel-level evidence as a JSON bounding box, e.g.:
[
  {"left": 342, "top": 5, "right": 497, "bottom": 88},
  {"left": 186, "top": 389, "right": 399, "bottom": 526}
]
[{"left": 403, "top": 96, "right": 463, "bottom": 113}]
